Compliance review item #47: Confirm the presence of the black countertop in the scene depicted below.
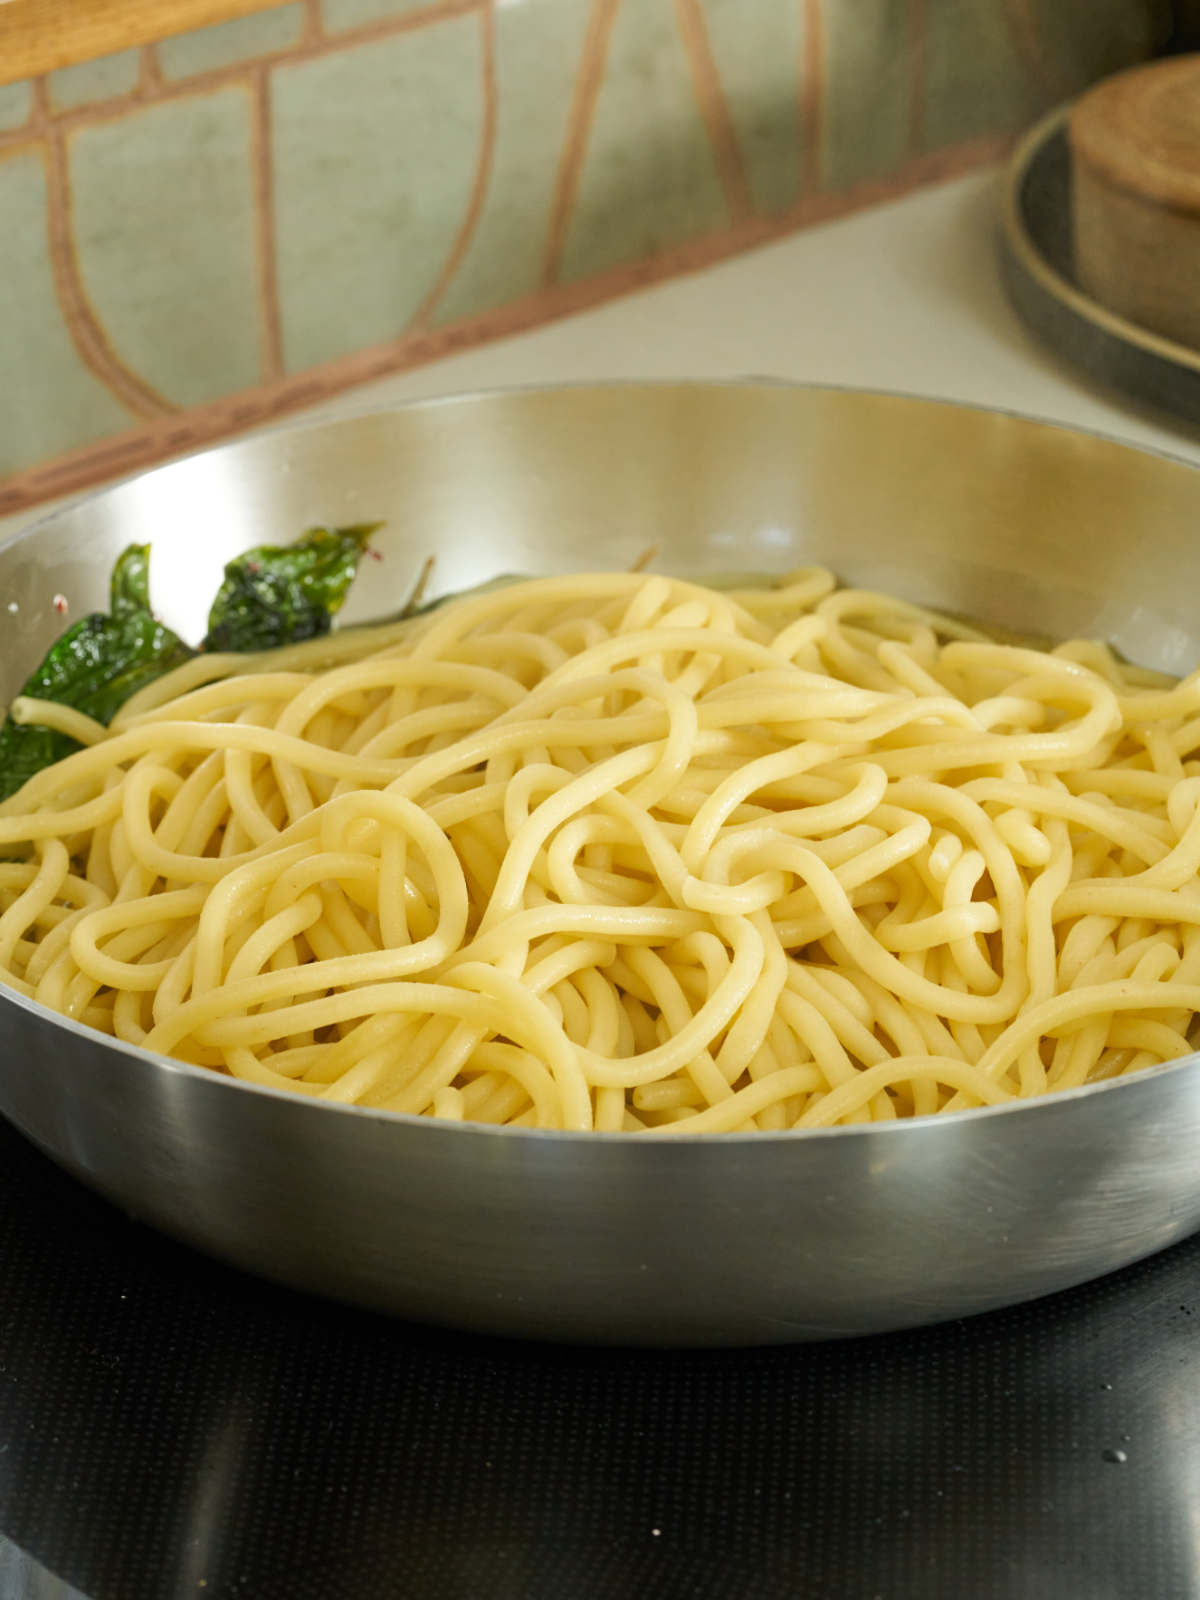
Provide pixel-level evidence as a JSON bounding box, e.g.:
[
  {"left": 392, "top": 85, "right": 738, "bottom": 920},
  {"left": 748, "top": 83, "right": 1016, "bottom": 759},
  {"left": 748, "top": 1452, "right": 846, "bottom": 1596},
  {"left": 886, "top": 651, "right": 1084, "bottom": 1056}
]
[{"left": 0, "top": 1111, "right": 1197, "bottom": 1600}]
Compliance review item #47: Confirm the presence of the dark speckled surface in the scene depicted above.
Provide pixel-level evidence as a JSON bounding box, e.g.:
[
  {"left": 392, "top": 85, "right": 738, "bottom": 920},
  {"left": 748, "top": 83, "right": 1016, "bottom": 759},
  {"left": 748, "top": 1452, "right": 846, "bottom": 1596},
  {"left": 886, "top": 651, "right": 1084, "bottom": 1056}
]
[{"left": 0, "top": 1110, "right": 1197, "bottom": 1600}]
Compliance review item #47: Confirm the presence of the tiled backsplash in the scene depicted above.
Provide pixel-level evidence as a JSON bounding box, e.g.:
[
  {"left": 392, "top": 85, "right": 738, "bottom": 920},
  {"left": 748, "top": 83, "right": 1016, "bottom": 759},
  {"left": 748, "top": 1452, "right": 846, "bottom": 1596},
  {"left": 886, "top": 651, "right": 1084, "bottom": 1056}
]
[{"left": 0, "top": 0, "right": 1171, "bottom": 512}]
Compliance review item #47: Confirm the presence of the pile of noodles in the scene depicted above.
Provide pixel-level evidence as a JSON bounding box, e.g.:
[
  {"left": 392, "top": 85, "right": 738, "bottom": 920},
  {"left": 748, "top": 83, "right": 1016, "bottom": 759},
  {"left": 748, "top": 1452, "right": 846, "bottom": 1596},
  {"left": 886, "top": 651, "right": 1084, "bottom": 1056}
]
[{"left": 2, "top": 567, "right": 1200, "bottom": 1133}]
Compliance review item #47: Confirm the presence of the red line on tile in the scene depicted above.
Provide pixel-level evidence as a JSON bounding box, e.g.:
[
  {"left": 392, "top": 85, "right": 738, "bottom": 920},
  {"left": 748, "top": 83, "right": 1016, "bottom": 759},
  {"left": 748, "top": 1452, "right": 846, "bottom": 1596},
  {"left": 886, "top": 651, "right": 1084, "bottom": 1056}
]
[
  {"left": 411, "top": 0, "right": 497, "bottom": 329},
  {"left": 42, "top": 132, "right": 174, "bottom": 418},
  {"left": 800, "top": 0, "right": 823, "bottom": 192},
  {"left": 250, "top": 65, "right": 284, "bottom": 380},
  {"left": 33, "top": 434, "right": 154, "bottom": 482},
  {"left": 303, "top": 0, "right": 324, "bottom": 44},
  {"left": 0, "top": 132, "right": 1012, "bottom": 518},
  {"left": 540, "top": 0, "right": 623, "bottom": 288},
  {"left": 26, "top": 74, "right": 51, "bottom": 137},
  {"left": 139, "top": 43, "right": 164, "bottom": 95},
  {"left": 673, "top": 0, "right": 752, "bottom": 222},
  {"left": 907, "top": 0, "right": 926, "bottom": 154}
]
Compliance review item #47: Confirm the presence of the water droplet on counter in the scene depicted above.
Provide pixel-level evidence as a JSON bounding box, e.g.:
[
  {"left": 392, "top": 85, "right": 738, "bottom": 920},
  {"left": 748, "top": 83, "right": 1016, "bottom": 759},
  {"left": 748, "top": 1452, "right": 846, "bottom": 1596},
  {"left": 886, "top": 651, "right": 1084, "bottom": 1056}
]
[
  {"left": 1100, "top": 1382, "right": 1113, "bottom": 1391},
  {"left": 6, "top": 601, "right": 17, "bottom": 614},
  {"left": 1102, "top": 1448, "right": 1127, "bottom": 1464}
]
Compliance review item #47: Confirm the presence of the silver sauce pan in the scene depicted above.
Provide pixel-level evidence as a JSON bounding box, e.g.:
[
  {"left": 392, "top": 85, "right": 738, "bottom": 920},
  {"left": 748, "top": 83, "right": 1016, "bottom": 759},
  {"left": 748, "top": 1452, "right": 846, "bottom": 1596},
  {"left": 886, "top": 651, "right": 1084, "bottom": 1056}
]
[{"left": 2, "top": 383, "right": 1199, "bottom": 1345}]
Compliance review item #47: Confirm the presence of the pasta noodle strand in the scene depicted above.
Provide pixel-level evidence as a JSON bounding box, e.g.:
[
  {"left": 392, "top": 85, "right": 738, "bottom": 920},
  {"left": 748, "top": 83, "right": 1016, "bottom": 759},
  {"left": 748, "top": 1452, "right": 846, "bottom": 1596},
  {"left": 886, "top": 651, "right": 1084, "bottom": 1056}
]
[{"left": 1, "top": 568, "right": 1197, "bottom": 1131}]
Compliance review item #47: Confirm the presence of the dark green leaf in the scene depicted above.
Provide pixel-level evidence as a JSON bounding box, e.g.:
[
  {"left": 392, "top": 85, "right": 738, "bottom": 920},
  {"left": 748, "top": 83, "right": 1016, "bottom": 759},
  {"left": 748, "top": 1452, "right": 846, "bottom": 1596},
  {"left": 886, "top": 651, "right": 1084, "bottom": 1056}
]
[
  {"left": 109, "top": 543, "right": 151, "bottom": 616},
  {"left": 0, "top": 724, "right": 78, "bottom": 805},
  {"left": 0, "top": 546, "right": 194, "bottom": 803},
  {"left": 202, "top": 524, "right": 379, "bottom": 653}
]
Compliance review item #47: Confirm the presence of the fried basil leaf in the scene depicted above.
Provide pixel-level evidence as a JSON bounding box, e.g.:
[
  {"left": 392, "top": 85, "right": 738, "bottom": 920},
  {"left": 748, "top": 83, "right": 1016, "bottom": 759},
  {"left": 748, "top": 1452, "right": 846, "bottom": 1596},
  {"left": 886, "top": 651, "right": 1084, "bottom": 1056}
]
[
  {"left": 0, "top": 545, "right": 194, "bottom": 801},
  {"left": 202, "top": 524, "right": 380, "bottom": 653}
]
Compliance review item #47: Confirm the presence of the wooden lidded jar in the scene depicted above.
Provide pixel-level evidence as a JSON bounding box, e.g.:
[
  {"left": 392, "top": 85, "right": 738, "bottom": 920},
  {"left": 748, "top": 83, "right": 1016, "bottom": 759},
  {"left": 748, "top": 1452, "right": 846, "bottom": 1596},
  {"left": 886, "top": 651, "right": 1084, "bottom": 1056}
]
[{"left": 1069, "top": 54, "right": 1200, "bottom": 352}]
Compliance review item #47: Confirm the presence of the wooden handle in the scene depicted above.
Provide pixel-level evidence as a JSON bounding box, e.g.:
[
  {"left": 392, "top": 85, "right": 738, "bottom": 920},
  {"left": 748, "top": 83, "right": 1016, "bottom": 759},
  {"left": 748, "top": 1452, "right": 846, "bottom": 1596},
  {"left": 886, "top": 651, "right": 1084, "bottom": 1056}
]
[{"left": 0, "top": 0, "right": 294, "bottom": 87}]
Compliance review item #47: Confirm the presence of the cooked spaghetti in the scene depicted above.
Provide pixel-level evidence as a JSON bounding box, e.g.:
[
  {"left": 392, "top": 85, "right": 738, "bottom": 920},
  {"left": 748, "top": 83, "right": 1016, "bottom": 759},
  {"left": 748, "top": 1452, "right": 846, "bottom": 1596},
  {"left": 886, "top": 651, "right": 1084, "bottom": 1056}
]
[{"left": 2, "top": 567, "right": 1200, "bottom": 1133}]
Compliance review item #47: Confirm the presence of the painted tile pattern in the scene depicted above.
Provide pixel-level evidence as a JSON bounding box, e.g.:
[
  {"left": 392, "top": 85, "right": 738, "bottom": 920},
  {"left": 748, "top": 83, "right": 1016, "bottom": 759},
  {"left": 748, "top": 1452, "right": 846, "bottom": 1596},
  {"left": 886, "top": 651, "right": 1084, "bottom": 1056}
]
[
  {"left": 157, "top": 5, "right": 307, "bottom": 80},
  {"left": 46, "top": 50, "right": 143, "bottom": 113},
  {"left": 697, "top": 0, "right": 804, "bottom": 218},
  {"left": 0, "top": 0, "right": 1172, "bottom": 512},
  {"left": 0, "top": 82, "right": 32, "bottom": 132},
  {"left": 434, "top": 0, "right": 593, "bottom": 324},
  {"left": 556, "top": 0, "right": 730, "bottom": 283},
  {"left": 272, "top": 15, "right": 485, "bottom": 370},
  {"left": 70, "top": 89, "right": 265, "bottom": 408},
  {"left": 0, "top": 151, "right": 136, "bottom": 477}
]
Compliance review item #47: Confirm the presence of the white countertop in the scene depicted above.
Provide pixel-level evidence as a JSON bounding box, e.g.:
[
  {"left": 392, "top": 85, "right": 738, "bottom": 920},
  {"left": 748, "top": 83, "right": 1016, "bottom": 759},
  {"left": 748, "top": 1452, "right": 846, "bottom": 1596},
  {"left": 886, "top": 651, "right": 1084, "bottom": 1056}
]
[{"left": 7, "top": 167, "right": 1200, "bottom": 541}]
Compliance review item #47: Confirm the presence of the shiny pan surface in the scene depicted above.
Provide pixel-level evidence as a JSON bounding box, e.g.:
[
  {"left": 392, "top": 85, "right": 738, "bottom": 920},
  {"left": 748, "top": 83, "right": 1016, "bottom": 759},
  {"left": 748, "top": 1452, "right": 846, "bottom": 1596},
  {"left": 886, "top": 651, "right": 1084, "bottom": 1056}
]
[{"left": 2, "top": 383, "right": 1199, "bottom": 1346}]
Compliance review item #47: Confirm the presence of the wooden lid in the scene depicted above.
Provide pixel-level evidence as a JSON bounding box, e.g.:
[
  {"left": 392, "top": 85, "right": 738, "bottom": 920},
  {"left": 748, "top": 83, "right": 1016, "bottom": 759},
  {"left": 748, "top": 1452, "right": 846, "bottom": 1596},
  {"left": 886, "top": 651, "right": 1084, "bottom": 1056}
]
[{"left": 1069, "top": 54, "right": 1200, "bottom": 216}]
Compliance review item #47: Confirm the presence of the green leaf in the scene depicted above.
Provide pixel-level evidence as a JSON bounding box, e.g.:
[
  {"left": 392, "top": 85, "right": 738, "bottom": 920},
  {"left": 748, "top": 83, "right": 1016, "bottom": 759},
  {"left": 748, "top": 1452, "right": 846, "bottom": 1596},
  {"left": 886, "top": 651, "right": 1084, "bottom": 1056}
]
[
  {"left": 202, "top": 524, "right": 379, "bottom": 653},
  {"left": 0, "top": 546, "right": 194, "bottom": 803},
  {"left": 0, "top": 723, "right": 77, "bottom": 806},
  {"left": 109, "top": 543, "right": 151, "bottom": 616}
]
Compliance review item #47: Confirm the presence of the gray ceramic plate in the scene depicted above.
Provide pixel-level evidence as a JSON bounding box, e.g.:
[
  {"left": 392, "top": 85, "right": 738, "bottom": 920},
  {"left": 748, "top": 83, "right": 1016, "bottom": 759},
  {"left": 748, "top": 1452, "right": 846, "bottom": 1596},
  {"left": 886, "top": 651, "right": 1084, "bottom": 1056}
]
[{"left": 999, "top": 106, "right": 1200, "bottom": 426}]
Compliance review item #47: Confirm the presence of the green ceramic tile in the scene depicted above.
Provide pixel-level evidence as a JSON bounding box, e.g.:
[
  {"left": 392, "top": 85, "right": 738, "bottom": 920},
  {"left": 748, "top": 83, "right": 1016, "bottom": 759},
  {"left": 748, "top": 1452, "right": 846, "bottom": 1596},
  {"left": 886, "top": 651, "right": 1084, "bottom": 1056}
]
[
  {"left": 0, "top": 150, "right": 134, "bottom": 477},
  {"left": 698, "top": 0, "right": 802, "bottom": 216},
  {"left": 0, "top": 81, "right": 32, "bottom": 132},
  {"left": 321, "top": 0, "right": 442, "bottom": 31},
  {"left": 435, "top": 0, "right": 592, "bottom": 325},
  {"left": 47, "top": 49, "right": 141, "bottom": 112},
  {"left": 273, "top": 18, "right": 483, "bottom": 371},
  {"left": 158, "top": 4, "right": 305, "bottom": 79},
  {"left": 820, "top": 0, "right": 910, "bottom": 189},
  {"left": 69, "top": 88, "right": 262, "bottom": 406},
  {"left": 558, "top": 0, "right": 728, "bottom": 283},
  {"left": 921, "top": 0, "right": 1041, "bottom": 152}
]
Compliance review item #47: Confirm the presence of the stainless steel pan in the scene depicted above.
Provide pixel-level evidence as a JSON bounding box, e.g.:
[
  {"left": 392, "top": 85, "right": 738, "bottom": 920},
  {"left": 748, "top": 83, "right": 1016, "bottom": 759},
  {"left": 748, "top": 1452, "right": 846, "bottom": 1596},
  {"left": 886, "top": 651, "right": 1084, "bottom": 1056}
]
[{"left": 2, "top": 383, "right": 1199, "bottom": 1345}]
